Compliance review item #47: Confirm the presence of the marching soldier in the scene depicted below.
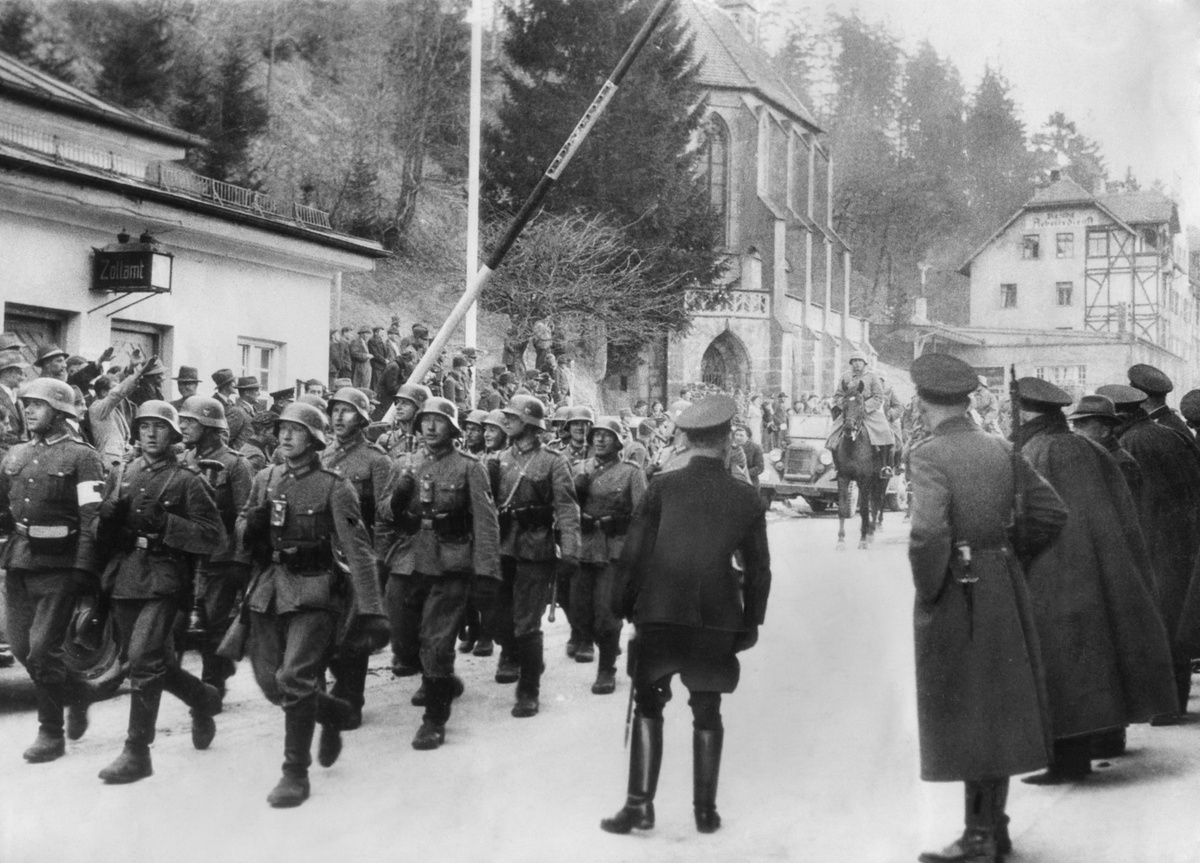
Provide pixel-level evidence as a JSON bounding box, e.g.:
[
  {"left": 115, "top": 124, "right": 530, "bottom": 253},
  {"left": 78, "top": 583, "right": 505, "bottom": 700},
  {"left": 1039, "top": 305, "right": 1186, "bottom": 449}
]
[
  {"left": 462, "top": 409, "right": 489, "bottom": 457},
  {"left": 493, "top": 394, "right": 581, "bottom": 717},
  {"left": 602, "top": 396, "right": 769, "bottom": 836},
  {"left": 573, "top": 416, "right": 646, "bottom": 691},
  {"left": 237, "top": 401, "right": 389, "bottom": 807},
  {"left": 321, "top": 387, "right": 396, "bottom": 731},
  {"left": 547, "top": 405, "right": 572, "bottom": 453},
  {"left": 96, "top": 401, "right": 225, "bottom": 783},
  {"left": 385, "top": 397, "right": 499, "bottom": 748},
  {"left": 483, "top": 409, "right": 509, "bottom": 457},
  {"left": 1014, "top": 378, "right": 1176, "bottom": 782},
  {"left": 905, "top": 355, "right": 1067, "bottom": 863},
  {"left": 178, "top": 397, "right": 254, "bottom": 699},
  {"left": 0, "top": 378, "right": 104, "bottom": 763},
  {"left": 376, "top": 382, "right": 431, "bottom": 460},
  {"left": 559, "top": 405, "right": 594, "bottom": 467}
]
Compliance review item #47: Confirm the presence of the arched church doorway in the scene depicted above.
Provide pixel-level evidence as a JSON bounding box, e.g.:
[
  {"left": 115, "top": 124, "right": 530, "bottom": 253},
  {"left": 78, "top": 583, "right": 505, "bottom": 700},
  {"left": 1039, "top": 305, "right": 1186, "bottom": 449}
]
[{"left": 700, "top": 329, "right": 751, "bottom": 393}]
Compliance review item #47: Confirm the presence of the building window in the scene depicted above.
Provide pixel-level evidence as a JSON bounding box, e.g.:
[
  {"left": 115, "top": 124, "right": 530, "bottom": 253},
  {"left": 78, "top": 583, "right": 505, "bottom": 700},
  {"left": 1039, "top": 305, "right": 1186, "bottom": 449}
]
[
  {"left": 1087, "top": 228, "right": 1109, "bottom": 258},
  {"left": 1035, "top": 364, "right": 1086, "bottom": 397},
  {"left": 757, "top": 111, "right": 771, "bottom": 197},
  {"left": 1001, "top": 283, "right": 1018, "bottom": 308},
  {"left": 1142, "top": 228, "right": 1158, "bottom": 250},
  {"left": 239, "top": 338, "right": 279, "bottom": 392},
  {"left": 1056, "top": 233, "right": 1074, "bottom": 258},
  {"left": 1056, "top": 281, "right": 1073, "bottom": 306},
  {"left": 701, "top": 115, "right": 730, "bottom": 245},
  {"left": 1021, "top": 235, "right": 1040, "bottom": 259}
]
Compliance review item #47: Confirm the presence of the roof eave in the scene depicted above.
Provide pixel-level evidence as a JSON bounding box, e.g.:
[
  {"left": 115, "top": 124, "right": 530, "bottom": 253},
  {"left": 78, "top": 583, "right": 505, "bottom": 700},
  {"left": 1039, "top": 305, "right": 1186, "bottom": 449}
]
[
  {"left": 0, "top": 80, "right": 205, "bottom": 149},
  {"left": 0, "top": 151, "right": 388, "bottom": 260}
]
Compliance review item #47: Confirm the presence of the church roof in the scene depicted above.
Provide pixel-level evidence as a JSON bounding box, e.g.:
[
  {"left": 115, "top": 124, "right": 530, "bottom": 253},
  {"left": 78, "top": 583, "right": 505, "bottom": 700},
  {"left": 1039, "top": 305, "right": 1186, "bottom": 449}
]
[{"left": 681, "top": 0, "right": 822, "bottom": 133}]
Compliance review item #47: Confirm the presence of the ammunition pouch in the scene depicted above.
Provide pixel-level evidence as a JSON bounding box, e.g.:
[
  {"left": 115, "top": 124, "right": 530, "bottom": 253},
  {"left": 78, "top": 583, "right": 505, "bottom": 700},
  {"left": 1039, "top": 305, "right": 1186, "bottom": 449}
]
[
  {"left": 395, "top": 511, "right": 422, "bottom": 537},
  {"left": 581, "top": 513, "right": 630, "bottom": 538},
  {"left": 421, "top": 507, "right": 473, "bottom": 543},
  {"left": 15, "top": 522, "right": 79, "bottom": 555},
  {"left": 512, "top": 505, "right": 554, "bottom": 530},
  {"left": 270, "top": 540, "right": 333, "bottom": 574}
]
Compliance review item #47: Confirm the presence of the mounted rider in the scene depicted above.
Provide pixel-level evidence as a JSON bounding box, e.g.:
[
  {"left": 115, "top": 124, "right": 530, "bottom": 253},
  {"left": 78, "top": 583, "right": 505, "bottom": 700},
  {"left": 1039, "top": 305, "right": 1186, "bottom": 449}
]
[{"left": 826, "top": 351, "right": 895, "bottom": 477}]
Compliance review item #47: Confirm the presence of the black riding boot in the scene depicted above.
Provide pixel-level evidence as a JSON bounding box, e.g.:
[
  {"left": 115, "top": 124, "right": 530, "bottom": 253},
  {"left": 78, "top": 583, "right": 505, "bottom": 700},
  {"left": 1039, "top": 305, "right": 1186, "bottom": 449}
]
[
  {"left": 1022, "top": 736, "right": 1091, "bottom": 784},
  {"left": 269, "top": 701, "right": 316, "bottom": 808},
  {"left": 919, "top": 779, "right": 1001, "bottom": 863},
  {"left": 329, "top": 649, "right": 369, "bottom": 729},
  {"left": 24, "top": 684, "right": 66, "bottom": 763},
  {"left": 600, "top": 713, "right": 663, "bottom": 834},
  {"left": 693, "top": 728, "right": 724, "bottom": 833},
  {"left": 993, "top": 778, "right": 1011, "bottom": 856},
  {"left": 512, "top": 632, "right": 544, "bottom": 718},
  {"left": 99, "top": 684, "right": 161, "bottom": 783},
  {"left": 315, "top": 691, "right": 354, "bottom": 768},
  {"left": 165, "top": 665, "right": 222, "bottom": 750}
]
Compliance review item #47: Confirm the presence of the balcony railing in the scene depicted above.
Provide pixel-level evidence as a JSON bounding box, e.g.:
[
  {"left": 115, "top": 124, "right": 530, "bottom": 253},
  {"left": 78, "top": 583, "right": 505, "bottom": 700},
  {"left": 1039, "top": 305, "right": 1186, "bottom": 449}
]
[
  {"left": 0, "top": 118, "right": 332, "bottom": 231},
  {"left": 686, "top": 289, "right": 770, "bottom": 318}
]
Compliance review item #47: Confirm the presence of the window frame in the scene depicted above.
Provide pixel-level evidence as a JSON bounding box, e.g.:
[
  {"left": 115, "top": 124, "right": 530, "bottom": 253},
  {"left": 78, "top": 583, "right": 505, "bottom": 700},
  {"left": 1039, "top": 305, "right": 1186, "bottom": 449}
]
[
  {"left": 1001, "top": 283, "right": 1018, "bottom": 309},
  {"left": 1055, "top": 281, "right": 1073, "bottom": 307},
  {"left": 238, "top": 337, "right": 281, "bottom": 393},
  {"left": 1055, "top": 232, "right": 1074, "bottom": 259},
  {"left": 1021, "top": 234, "right": 1040, "bottom": 260}
]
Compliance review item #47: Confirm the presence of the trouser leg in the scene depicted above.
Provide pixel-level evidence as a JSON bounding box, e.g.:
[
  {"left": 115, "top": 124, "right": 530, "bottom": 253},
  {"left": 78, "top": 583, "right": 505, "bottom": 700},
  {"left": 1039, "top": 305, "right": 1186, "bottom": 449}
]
[
  {"left": 571, "top": 564, "right": 599, "bottom": 646},
  {"left": 200, "top": 562, "right": 249, "bottom": 691},
  {"left": 328, "top": 648, "right": 370, "bottom": 725},
  {"left": 385, "top": 574, "right": 423, "bottom": 675}
]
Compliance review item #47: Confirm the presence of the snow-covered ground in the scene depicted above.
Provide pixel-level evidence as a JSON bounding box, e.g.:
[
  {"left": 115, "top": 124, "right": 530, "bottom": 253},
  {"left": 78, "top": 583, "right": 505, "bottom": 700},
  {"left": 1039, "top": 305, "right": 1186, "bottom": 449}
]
[{"left": 1, "top": 514, "right": 1199, "bottom": 862}]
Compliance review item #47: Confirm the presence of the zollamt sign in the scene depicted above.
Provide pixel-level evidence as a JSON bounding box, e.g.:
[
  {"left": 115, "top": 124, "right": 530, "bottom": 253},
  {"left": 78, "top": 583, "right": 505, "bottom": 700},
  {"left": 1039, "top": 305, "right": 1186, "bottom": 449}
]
[{"left": 92, "top": 248, "right": 173, "bottom": 293}]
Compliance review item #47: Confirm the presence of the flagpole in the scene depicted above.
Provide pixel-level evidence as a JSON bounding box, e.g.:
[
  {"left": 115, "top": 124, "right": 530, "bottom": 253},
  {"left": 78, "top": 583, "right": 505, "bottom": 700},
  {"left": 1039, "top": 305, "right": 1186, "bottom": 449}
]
[{"left": 465, "top": 0, "right": 482, "bottom": 405}]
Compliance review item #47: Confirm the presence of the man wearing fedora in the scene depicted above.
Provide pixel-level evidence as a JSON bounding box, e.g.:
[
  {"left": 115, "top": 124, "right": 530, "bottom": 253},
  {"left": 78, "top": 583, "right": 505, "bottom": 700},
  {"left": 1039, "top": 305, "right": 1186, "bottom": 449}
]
[
  {"left": 33, "top": 345, "right": 69, "bottom": 381},
  {"left": 0, "top": 351, "right": 27, "bottom": 456},
  {"left": 170, "top": 366, "right": 202, "bottom": 411},
  {"left": 88, "top": 358, "right": 154, "bottom": 469},
  {"left": 211, "top": 369, "right": 243, "bottom": 447},
  {"left": 228, "top": 377, "right": 262, "bottom": 450},
  {"left": 399, "top": 323, "right": 431, "bottom": 358},
  {"left": 129, "top": 357, "right": 167, "bottom": 408}
]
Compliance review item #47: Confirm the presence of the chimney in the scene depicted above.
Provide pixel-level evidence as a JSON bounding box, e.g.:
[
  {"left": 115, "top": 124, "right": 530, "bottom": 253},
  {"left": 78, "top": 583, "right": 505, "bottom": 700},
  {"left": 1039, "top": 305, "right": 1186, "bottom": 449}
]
[
  {"left": 716, "top": 0, "right": 759, "bottom": 43},
  {"left": 1049, "top": 168, "right": 1061, "bottom": 183}
]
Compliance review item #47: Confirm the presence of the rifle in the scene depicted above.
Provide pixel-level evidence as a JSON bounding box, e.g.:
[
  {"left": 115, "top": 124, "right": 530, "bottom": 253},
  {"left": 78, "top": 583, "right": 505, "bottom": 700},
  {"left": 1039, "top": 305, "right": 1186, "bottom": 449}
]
[
  {"left": 624, "top": 636, "right": 638, "bottom": 748},
  {"left": 1009, "top": 365, "right": 1025, "bottom": 557}
]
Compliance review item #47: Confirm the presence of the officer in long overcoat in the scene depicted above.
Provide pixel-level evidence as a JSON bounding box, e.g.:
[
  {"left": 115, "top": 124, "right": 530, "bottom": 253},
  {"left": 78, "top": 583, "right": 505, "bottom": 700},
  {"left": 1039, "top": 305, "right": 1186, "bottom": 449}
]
[
  {"left": 1128, "top": 363, "right": 1200, "bottom": 451},
  {"left": 1015, "top": 378, "right": 1177, "bottom": 782},
  {"left": 906, "top": 356, "right": 1067, "bottom": 863},
  {"left": 1098, "top": 383, "right": 1200, "bottom": 713},
  {"left": 603, "top": 396, "right": 769, "bottom": 837}
]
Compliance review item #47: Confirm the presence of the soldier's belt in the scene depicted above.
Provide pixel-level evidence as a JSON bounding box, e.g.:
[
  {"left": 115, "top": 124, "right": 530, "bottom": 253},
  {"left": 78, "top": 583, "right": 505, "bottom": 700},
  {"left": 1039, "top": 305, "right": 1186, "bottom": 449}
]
[
  {"left": 14, "top": 523, "right": 75, "bottom": 539},
  {"left": 270, "top": 543, "right": 333, "bottom": 571},
  {"left": 503, "top": 505, "right": 554, "bottom": 529},
  {"left": 581, "top": 514, "right": 630, "bottom": 538},
  {"left": 418, "top": 509, "right": 473, "bottom": 542}
]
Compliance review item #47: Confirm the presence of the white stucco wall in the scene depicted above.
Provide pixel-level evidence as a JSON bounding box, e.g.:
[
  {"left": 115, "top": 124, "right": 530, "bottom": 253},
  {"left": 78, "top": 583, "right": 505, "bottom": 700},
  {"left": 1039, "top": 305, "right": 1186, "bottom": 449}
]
[{"left": 1, "top": 173, "right": 377, "bottom": 400}]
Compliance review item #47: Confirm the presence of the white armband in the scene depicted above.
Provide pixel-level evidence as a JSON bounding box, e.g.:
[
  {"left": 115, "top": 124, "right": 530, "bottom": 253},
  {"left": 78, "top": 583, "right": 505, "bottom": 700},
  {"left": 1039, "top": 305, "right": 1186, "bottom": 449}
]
[{"left": 77, "top": 481, "right": 103, "bottom": 506}]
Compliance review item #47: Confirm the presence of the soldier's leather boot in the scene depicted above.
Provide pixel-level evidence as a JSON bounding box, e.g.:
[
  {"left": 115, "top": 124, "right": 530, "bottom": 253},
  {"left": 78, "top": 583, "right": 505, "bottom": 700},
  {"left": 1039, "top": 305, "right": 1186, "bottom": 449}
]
[
  {"left": 512, "top": 633, "right": 543, "bottom": 718},
  {"left": 693, "top": 727, "right": 723, "bottom": 833},
  {"left": 495, "top": 646, "right": 519, "bottom": 684},
  {"left": 1090, "top": 727, "right": 1126, "bottom": 759},
  {"left": 472, "top": 637, "right": 494, "bottom": 657},
  {"left": 411, "top": 679, "right": 428, "bottom": 706},
  {"left": 993, "top": 778, "right": 1011, "bottom": 857},
  {"left": 592, "top": 633, "right": 619, "bottom": 695},
  {"left": 24, "top": 686, "right": 66, "bottom": 763},
  {"left": 66, "top": 692, "right": 91, "bottom": 742},
  {"left": 200, "top": 654, "right": 234, "bottom": 707},
  {"left": 1022, "top": 737, "right": 1091, "bottom": 784},
  {"left": 574, "top": 640, "right": 595, "bottom": 664},
  {"left": 315, "top": 692, "right": 354, "bottom": 769},
  {"left": 99, "top": 685, "right": 160, "bottom": 783},
  {"left": 329, "top": 650, "right": 369, "bottom": 730},
  {"left": 600, "top": 713, "right": 663, "bottom": 834},
  {"left": 268, "top": 703, "right": 315, "bottom": 808},
  {"left": 412, "top": 677, "right": 453, "bottom": 750},
  {"left": 918, "top": 780, "right": 999, "bottom": 863},
  {"left": 166, "top": 666, "right": 222, "bottom": 751}
]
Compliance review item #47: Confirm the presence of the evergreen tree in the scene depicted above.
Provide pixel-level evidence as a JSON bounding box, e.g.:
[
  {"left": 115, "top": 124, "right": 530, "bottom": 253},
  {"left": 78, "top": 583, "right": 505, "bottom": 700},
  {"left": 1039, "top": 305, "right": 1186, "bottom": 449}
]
[
  {"left": 94, "top": 0, "right": 177, "bottom": 112},
  {"left": 484, "top": 0, "right": 723, "bottom": 368},
  {"left": 1030, "top": 111, "right": 1107, "bottom": 193},
  {"left": 964, "top": 65, "right": 1036, "bottom": 237},
  {"left": 0, "top": 0, "right": 78, "bottom": 82}
]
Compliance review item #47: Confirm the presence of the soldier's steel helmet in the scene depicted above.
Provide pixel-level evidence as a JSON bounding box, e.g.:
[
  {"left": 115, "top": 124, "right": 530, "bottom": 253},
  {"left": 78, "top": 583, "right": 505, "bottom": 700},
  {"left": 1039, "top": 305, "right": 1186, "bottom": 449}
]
[
  {"left": 551, "top": 405, "right": 571, "bottom": 426},
  {"left": 276, "top": 401, "right": 329, "bottom": 449},
  {"left": 328, "top": 387, "right": 372, "bottom": 424},
  {"left": 415, "top": 396, "right": 461, "bottom": 435},
  {"left": 483, "top": 409, "right": 507, "bottom": 429},
  {"left": 178, "top": 396, "right": 229, "bottom": 431},
  {"left": 395, "top": 382, "right": 432, "bottom": 408},
  {"left": 588, "top": 416, "right": 625, "bottom": 449},
  {"left": 502, "top": 394, "right": 547, "bottom": 430},
  {"left": 849, "top": 350, "right": 869, "bottom": 363},
  {"left": 19, "top": 377, "right": 78, "bottom": 418},
  {"left": 133, "top": 400, "right": 182, "bottom": 437},
  {"left": 464, "top": 409, "right": 490, "bottom": 428},
  {"left": 565, "top": 405, "right": 596, "bottom": 426}
]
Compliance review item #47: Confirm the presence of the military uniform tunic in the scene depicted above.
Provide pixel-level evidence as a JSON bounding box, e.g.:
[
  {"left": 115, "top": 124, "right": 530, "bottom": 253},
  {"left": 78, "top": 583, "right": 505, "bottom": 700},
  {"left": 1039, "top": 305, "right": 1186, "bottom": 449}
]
[{"left": 0, "top": 431, "right": 104, "bottom": 696}]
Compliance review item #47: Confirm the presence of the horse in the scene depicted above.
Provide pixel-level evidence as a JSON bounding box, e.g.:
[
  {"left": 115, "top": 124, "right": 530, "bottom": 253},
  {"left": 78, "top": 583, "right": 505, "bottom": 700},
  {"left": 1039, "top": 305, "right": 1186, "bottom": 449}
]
[{"left": 832, "top": 382, "right": 889, "bottom": 550}]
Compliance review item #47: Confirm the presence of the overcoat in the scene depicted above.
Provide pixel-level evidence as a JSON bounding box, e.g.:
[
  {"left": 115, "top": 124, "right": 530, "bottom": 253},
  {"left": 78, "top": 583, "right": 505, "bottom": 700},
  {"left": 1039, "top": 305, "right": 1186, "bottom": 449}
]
[
  {"left": 827, "top": 369, "right": 894, "bottom": 448},
  {"left": 1018, "top": 412, "right": 1178, "bottom": 738},
  {"left": 908, "top": 415, "right": 1066, "bottom": 781},
  {"left": 1114, "top": 414, "right": 1200, "bottom": 648}
]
